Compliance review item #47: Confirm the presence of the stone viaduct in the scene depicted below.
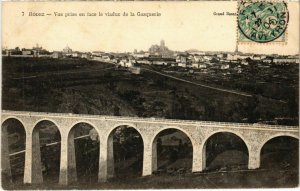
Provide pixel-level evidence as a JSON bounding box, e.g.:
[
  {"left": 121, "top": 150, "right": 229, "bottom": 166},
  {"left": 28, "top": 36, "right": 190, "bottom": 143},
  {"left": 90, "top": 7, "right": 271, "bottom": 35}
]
[{"left": 1, "top": 110, "right": 299, "bottom": 185}]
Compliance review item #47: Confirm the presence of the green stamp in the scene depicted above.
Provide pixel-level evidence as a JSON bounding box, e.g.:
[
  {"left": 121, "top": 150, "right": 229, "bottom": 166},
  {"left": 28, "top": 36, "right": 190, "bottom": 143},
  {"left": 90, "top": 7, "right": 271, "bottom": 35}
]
[{"left": 238, "top": 1, "right": 289, "bottom": 43}]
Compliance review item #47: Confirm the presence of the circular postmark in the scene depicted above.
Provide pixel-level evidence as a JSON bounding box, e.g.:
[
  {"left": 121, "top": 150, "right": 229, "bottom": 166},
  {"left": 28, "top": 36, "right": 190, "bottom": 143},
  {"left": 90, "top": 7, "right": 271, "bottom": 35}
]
[{"left": 238, "top": 2, "right": 289, "bottom": 43}]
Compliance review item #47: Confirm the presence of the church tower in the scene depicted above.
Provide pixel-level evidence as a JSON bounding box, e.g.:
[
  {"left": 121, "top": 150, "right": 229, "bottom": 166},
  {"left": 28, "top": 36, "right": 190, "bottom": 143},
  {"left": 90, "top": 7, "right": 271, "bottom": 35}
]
[{"left": 160, "top": 40, "right": 165, "bottom": 47}]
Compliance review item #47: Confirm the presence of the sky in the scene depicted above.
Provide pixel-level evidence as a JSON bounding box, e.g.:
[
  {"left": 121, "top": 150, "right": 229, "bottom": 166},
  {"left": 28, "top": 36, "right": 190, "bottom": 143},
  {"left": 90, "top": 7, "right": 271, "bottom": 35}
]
[{"left": 2, "top": 1, "right": 299, "bottom": 55}]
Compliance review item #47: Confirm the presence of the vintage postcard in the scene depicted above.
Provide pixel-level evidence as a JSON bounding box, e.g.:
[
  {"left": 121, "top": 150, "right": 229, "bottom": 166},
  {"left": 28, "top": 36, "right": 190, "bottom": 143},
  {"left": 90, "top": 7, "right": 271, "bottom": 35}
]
[{"left": 1, "top": 0, "right": 299, "bottom": 189}]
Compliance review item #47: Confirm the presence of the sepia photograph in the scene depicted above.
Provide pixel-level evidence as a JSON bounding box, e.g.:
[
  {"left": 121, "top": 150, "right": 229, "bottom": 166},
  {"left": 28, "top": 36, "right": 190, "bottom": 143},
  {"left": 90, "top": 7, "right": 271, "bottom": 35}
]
[{"left": 1, "top": 1, "right": 299, "bottom": 189}]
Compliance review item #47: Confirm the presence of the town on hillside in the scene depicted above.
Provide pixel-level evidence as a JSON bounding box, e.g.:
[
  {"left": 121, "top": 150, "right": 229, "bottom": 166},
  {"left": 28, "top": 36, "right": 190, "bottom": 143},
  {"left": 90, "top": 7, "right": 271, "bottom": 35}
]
[{"left": 3, "top": 40, "right": 299, "bottom": 71}]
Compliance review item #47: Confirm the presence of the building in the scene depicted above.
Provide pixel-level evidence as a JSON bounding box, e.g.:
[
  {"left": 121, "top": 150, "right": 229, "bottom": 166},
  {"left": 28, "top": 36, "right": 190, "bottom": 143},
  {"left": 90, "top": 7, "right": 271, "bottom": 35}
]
[
  {"left": 217, "top": 54, "right": 226, "bottom": 59},
  {"left": 112, "top": 58, "right": 120, "bottom": 64},
  {"left": 178, "top": 63, "right": 187, "bottom": 67},
  {"left": 92, "top": 51, "right": 104, "bottom": 56},
  {"left": 273, "top": 58, "right": 300, "bottom": 64},
  {"left": 52, "top": 51, "right": 63, "bottom": 59},
  {"left": 132, "top": 52, "right": 145, "bottom": 58},
  {"left": 102, "top": 55, "right": 112, "bottom": 62},
  {"left": 252, "top": 55, "right": 266, "bottom": 61},
  {"left": 137, "top": 59, "right": 151, "bottom": 65},
  {"left": 148, "top": 40, "right": 173, "bottom": 57},
  {"left": 2, "top": 49, "right": 10, "bottom": 56},
  {"left": 160, "top": 131, "right": 191, "bottom": 146},
  {"left": 119, "top": 58, "right": 135, "bottom": 67},
  {"left": 72, "top": 52, "right": 82, "bottom": 58},
  {"left": 93, "top": 56, "right": 102, "bottom": 61},
  {"left": 176, "top": 56, "right": 187, "bottom": 64},
  {"left": 220, "top": 64, "right": 230, "bottom": 70},
  {"left": 63, "top": 46, "right": 72, "bottom": 55},
  {"left": 203, "top": 55, "right": 213, "bottom": 61},
  {"left": 81, "top": 53, "right": 91, "bottom": 59},
  {"left": 241, "top": 60, "right": 249, "bottom": 65},
  {"left": 192, "top": 63, "right": 207, "bottom": 69},
  {"left": 22, "top": 50, "right": 32, "bottom": 55},
  {"left": 262, "top": 59, "right": 272, "bottom": 63},
  {"left": 193, "top": 55, "right": 204, "bottom": 62},
  {"left": 237, "top": 54, "right": 251, "bottom": 60},
  {"left": 160, "top": 40, "right": 165, "bottom": 47},
  {"left": 227, "top": 54, "right": 237, "bottom": 61}
]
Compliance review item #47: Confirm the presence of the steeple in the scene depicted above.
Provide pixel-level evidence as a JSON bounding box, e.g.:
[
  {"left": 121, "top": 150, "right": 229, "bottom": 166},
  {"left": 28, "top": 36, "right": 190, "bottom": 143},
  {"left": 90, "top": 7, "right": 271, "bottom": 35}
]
[{"left": 234, "top": 42, "right": 239, "bottom": 54}]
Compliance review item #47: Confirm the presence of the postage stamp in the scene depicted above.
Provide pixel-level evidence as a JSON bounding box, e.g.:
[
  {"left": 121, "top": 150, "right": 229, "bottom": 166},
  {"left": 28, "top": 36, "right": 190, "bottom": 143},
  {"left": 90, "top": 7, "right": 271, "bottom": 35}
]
[{"left": 237, "top": 1, "right": 289, "bottom": 43}]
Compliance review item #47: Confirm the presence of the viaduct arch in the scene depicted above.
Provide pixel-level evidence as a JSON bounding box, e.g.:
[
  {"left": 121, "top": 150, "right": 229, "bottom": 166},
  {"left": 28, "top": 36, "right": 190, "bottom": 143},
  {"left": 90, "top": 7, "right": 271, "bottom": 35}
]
[
  {"left": 1, "top": 118, "right": 26, "bottom": 183},
  {"left": 150, "top": 127, "right": 194, "bottom": 173},
  {"left": 107, "top": 124, "right": 144, "bottom": 177},
  {"left": 201, "top": 130, "right": 250, "bottom": 170}
]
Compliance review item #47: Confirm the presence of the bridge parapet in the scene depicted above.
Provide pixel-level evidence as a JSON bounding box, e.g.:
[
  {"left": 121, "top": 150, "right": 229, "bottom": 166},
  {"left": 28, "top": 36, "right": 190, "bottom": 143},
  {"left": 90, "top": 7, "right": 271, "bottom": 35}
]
[{"left": 1, "top": 110, "right": 298, "bottom": 130}]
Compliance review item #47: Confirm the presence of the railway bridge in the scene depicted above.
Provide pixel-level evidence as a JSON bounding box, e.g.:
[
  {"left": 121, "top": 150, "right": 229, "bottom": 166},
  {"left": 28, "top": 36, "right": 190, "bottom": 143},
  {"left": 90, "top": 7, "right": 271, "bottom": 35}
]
[{"left": 1, "top": 110, "right": 299, "bottom": 185}]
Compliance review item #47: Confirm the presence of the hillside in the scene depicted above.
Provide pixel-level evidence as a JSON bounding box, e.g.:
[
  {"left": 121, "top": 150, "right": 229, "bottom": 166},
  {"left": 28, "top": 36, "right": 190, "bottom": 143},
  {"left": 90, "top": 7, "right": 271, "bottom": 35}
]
[{"left": 2, "top": 57, "right": 298, "bottom": 124}]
